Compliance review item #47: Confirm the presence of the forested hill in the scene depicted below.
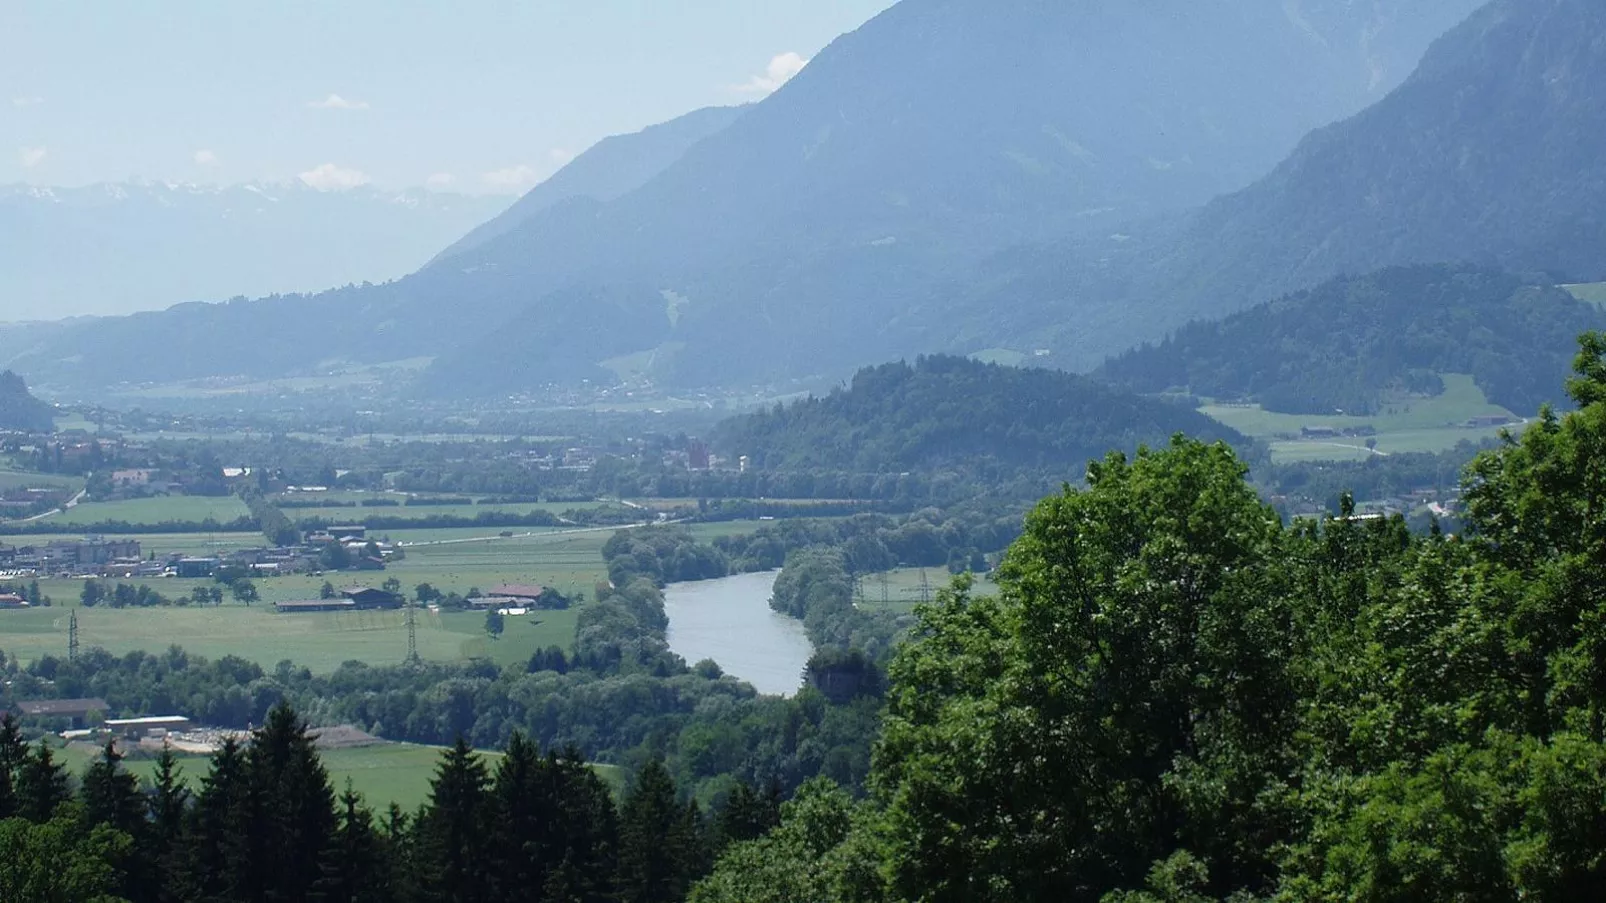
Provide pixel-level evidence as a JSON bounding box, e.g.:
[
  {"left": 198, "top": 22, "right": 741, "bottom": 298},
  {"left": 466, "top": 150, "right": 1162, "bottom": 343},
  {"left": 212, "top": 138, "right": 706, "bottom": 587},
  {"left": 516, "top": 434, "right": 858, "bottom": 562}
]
[
  {"left": 0, "top": 370, "right": 53, "bottom": 432},
  {"left": 714, "top": 356, "right": 1244, "bottom": 477},
  {"left": 1098, "top": 266, "right": 1606, "bottom": 416}
]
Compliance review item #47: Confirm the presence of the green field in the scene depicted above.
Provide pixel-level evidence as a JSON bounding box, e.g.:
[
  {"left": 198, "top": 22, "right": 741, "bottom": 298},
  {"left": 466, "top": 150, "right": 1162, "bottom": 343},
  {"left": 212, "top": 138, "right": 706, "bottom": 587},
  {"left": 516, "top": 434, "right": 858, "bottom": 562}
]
[
  {"left": 856, "top": 567, "right": 998, "bottom": 615},
  {"left": 0, "top": 526, "right": 621, "bottom": 670},
  {"left": 1202, "top": 374, "right": 1524, "bottom": 463},
  {"left": 54, "top": 741, "right": 483, "bottom": 811},
  {"left": 0, "top": 468, "right": 82, "bottom": 493},
  {"left": 1, "top": 531, "right": 264, "bottom": 558},
  {"left": 54, "top": 740, "right": 622, "bottom": 810},
  {"left": 1564, "top": 282, "right": 1606, "bottom": 308},
  {"left": 35, "top": 495, "right": 251, "bottom": 526}
]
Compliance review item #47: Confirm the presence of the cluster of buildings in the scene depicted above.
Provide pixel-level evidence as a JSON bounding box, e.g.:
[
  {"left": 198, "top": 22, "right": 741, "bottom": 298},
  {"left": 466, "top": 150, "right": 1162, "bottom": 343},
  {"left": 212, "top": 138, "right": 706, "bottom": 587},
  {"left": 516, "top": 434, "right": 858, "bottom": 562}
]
[{"left": 0, "top": 537, "right": 143, "bottom": 578}]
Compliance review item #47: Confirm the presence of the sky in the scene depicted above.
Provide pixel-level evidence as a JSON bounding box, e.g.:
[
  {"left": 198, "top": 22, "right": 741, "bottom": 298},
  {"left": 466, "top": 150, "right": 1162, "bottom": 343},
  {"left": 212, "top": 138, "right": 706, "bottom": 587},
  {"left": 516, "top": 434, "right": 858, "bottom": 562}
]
[{"left": 0, "top": 0, "right": 896, "bottom": 195}]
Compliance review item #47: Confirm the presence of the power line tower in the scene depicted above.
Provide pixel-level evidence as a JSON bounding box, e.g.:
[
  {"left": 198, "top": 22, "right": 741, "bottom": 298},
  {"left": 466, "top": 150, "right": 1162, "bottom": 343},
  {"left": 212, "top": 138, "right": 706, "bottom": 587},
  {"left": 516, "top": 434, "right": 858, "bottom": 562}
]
[
  {"left": 404, "top": 598, "right": 419, "bottom": 665},
  {"left": 917, "top": 568, "right": 933, "bottom": 605},
  {"left": 68, "top": 609, "right": 79, "bottom": 662}
]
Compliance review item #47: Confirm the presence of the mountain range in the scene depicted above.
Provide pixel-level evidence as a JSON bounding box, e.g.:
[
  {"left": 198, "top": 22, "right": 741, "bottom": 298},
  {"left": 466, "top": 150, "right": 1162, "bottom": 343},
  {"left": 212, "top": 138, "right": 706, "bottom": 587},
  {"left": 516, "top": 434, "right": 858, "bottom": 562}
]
[
  {"left": 12, "top": 0, "right": 1593, "bottom": 398},
  {"left": 0, "top": 181, "right": 510, "bottom": 321}
]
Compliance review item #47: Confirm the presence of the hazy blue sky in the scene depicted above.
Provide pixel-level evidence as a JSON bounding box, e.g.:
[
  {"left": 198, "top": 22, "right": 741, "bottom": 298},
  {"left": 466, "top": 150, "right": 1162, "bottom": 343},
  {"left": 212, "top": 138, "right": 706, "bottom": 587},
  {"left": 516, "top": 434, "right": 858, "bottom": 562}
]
[{"left": 0, "top": 0, "right": 895, "bottom": 194}]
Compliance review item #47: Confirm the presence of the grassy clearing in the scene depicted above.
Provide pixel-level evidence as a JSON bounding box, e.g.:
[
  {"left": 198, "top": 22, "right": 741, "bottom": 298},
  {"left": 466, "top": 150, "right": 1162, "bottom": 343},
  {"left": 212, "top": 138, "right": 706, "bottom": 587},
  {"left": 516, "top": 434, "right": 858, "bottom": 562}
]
[
  {"left": 0, "top": 469, "right": 82, "bottom": 492},
  {"left": 856, "top": 567, "right": 998, "bottom": 615},
  {"left": 1202, "top": 374, "right": 1523, "bottom": 463},
  {"left": 56, "top": 741, "right": 622, "bottom": 810},
  {"left": 36, "top": 495, "right": 251, "bottom": 527},
  {"left": 445, "top": 608, "right": 581, "bottom": 668},
  {"left": 1, "top": 531, "right": 264, "bottom": 558},
  {"left": 1563, "top": 283, "right": 1606, "bottom": 309}
]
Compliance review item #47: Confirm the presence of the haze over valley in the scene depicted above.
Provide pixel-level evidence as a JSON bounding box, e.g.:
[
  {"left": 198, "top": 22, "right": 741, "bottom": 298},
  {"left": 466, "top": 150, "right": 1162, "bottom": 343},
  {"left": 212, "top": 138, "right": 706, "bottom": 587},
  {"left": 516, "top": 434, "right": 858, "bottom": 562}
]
[{"left": 3, "top": 2, "right": 1606, "bottom": 901}]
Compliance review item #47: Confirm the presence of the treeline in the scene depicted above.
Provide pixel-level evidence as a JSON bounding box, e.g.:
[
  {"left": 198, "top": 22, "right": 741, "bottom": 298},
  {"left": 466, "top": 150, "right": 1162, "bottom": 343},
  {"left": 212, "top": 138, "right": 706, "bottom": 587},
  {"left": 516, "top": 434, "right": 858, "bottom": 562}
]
[
  {"left": 1100, "top": 265, "right": 1604, "bottom": 415},
  {"left": 237, "top": 483, "right": 298, "bottom": 546},
  {"left": 688, "top": 334, "right": 1606, "bottom": 901},
  {"left": 0, "top": 704, "right": 767, "bottom": 902},
  {"left": 0, "top": 581, "right": 49, "bottom": 606}
]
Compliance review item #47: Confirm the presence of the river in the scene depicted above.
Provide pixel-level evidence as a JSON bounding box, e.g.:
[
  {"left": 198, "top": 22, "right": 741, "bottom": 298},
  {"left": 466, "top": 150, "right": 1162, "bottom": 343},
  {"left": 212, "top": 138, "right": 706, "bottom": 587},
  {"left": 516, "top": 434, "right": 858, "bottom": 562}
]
[{"left": 663, "top": 570, "right": 814, "bottom": 697}]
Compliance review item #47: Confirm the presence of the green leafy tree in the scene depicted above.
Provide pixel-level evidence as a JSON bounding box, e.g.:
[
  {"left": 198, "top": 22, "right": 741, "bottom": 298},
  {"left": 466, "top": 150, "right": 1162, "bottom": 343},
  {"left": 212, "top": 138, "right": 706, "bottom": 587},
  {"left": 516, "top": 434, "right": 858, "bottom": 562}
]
[
  {"left": 0, "top": 814, "right": 132, "bottom": 903},
  {"left": 484, "top": 607, "right": 505, "bottom": 638}
]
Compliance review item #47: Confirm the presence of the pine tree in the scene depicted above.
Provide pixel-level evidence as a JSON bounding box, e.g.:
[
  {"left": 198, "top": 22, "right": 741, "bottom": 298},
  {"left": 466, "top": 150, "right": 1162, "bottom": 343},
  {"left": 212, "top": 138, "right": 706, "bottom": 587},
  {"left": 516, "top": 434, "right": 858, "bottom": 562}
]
[
  {"left": 242, "top": 701, "right": 338, "bottom": 903},
  {"left": 80, "top": 738, "right": 146, "bottom": 836},
  {"left": 715, "top": 780, "right": 783, "bottom": 848},
  {"left": 542, "top": 747, "right": 619, "bottom": 903},
  {"left": 0, "top": 713, "right": 26, "bottom": 774},
  {"left": 317, "top": 782, "right": 394, "bottom": 903},
  {"left": 182, "top": 736, "right": 255, "bottom": 903},
  {"left": 487, "top": 732, "right": 547, "bottom": 902},
  {"left": 14, "top": 740, "right": 70, "bottom": 823},
  {"left": 147, "top": 746, "right": 191, "bottom": 903},
  {"left": 617, "top": 759, "right": 695, "bottom": 903},
  {"left": 418, "top": 735, "right": 492, "bottom": 903}
]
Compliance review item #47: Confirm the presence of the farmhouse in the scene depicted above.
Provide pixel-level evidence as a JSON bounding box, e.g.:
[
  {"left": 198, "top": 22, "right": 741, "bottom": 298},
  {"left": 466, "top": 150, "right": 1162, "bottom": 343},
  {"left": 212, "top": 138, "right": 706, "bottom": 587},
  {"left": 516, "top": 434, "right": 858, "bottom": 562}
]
[
  {"left": 105, "top": 715, "right": 192, "bottom": 739},
  {"left": 0, "top": 593, "right": 28, "bottom": 609}
]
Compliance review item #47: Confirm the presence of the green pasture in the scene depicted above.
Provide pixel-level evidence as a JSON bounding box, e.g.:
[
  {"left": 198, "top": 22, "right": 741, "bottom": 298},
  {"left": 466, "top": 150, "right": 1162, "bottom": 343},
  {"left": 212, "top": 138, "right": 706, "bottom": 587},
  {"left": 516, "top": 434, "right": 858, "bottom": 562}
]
[
  {"left": 1201, "top": 374, "right": 1524, "bottom": 463},
  {"left": 55, "top": 741, "right": 621, "bottom": 810},
  {"left": 35, "top": 495, "right": 251, "bottom": 527},
  {"left": 856, "top": 567, "right": 997, "bottom": 615},
  {"left": 0, "top": 469, "right": 82, "bottom": 493},
  {"left": 1564, "top": 283, "right": 1606, "bottom": 309},
  {"left": 284, "top": 499, "right": 625, "bottom": 525}
]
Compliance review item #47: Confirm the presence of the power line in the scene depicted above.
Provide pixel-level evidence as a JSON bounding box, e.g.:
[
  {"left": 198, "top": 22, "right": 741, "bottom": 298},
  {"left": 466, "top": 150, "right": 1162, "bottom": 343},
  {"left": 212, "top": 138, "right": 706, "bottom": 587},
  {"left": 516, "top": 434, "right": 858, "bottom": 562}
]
[
  {"left": 68, "top": 608, "right": 79, "bottom": 662},
  {"left": 405, "top": 598, "right": 419, "bottom": 665}
]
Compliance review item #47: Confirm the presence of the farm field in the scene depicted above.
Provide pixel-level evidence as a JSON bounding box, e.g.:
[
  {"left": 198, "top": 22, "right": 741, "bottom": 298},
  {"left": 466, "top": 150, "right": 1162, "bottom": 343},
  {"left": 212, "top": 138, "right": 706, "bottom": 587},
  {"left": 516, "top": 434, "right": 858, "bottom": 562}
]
[
  {"left": 35, "top": 495, "right": 251, "bottom": 526},
  {"left": 1, "top": 531, "right": 263, "bottom": 558},
  {"left": 856, "top": 566, "right": 998, "bottom": 615},
  {"left": 54, "top": 741, "right": 622, "bottom": 810},
  {"left": 1564, "top": 282, "right": 1606, "bottom": 308},
  {"left": 0, "top": 468, "right": 82, "bottom": 493},
  {"left": 1, "top": 527, "right": 625, "bottom": 670},
  {"left": 1201, "top": 374, "right": 1524, "bottom": 463}
]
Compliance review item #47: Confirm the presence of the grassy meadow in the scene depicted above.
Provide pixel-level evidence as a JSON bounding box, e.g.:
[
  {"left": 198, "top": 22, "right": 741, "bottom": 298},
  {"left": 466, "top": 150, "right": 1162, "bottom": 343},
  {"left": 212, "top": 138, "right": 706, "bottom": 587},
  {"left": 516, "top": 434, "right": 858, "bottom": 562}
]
[
  {"left": 1200, "top": 374, "right": 1524, "bottom": 463},
  {"left": 36, "top": 495, "right": 252, "bottom": 526}
]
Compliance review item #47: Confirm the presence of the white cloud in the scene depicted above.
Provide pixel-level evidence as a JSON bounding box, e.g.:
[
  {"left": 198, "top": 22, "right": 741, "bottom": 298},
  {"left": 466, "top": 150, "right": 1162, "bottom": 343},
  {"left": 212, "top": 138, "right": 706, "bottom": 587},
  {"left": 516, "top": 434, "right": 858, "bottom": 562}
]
[
  {"left": 307, "top": 93, "right": 370, "bottom": 111},
  {"left": 548, "top": 148, "right": 576, "bottom": 166},
  {"left": 298, "top": 162, "right": 371, "bottom": 191},
  {"left": 425, "top": 172, "right": 456, "bottom": 189},
  {"left": 482, "top": 164, "right": 539, "bottom": 193},
  {"left": 18, "top": 146, "right": 46, "bottom": 168},
  {"left": 733, "top": 52, "right": 808, "bottom": 95},
  {"left": 11, "top": 96, "right": 43, "bottom": 108},
  {"left": 194, "top": 149, "right": 220, "bottom": 166}
]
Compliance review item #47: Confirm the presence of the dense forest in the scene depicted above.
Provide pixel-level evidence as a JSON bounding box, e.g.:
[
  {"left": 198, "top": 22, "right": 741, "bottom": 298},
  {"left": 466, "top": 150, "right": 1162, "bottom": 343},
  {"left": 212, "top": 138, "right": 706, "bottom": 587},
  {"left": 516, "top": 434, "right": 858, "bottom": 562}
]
[
  {"left": 0, "top": 370, "right": 54, "bottom": 433},
  {"left": 1100, "top": 265, "right": 1604, "bottom": 415},
  {"left": 715, "top": 355, "right": 1246, "bottom": 486}
]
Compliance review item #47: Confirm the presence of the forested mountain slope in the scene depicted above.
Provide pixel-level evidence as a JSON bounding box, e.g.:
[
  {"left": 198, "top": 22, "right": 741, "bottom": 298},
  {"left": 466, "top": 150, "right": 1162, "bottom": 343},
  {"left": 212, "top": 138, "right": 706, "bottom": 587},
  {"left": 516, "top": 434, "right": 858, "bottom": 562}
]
[
  {"left": 0, "top": 182, "right": 509, "bottom": 321},
  {"left": 714, "top": 355, "right": 1244, "bottom": 476},
  {"left": 7, "top": 0, "right": 1483, "bottom": 392},
  {"left": 1098, "top": 265, "right": 1606, "bottom": 415},
  {"left": 982, "top": 0, "right": 1606, "bottom": 370},
  {"left": 0, "top": 371, "right": 53, "bottom": 432}
]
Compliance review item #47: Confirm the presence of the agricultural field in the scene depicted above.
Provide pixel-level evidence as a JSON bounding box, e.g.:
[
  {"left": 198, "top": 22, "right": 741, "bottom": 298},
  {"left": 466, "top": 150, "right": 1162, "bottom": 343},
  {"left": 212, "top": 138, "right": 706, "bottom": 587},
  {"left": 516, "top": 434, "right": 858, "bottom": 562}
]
[
  {"left": 856, "top": 566, "right": 998, "bottom": 615},
  {"left": 1564, "top": 282, "right": 1606, "bottom": 309},
  {"left": 1, "top": 531, "right": 263, "bottom": 559},
  {"left": 0, "top": 527, "right": 624, "bottom": 670},
  {"left": 54, "top": 740, "right": 622, "bottom": 810},
  {"left": 277, "top": 495, "right": 629, "bottom": 525},
  {"left": 0, "top": 468, "right": 82, "bottom": 493},
  {"left": 1201, "top": 374, "right": 1525, "bottom": 463},
  {"left": 34, "top": 495, "right": 251, "bottom": 526}
]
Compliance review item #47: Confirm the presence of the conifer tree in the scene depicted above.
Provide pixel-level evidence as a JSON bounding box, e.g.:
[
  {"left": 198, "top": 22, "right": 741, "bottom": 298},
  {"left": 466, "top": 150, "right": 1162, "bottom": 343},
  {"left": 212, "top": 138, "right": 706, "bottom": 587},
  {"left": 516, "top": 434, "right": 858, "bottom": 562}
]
[
  {"left": 487, "top": 732, "right": 547, "bottom": 902},
  {"left": 80, "top": 737, "right": 146, "bottom": 837},
  {"left": 242, "top": 701, "right": 339, "bottom": 902},
  {"left": 14, "top": 740, "right": 70, "bottom": 823},
  {"left": 0, "top": 713, "right": 26, "bottom": 775},
  {"left": 182, "top": 736, "right": 255, "bottom": 902},
  {"left": 617, "top": 759, "right": 697, "bottom": 903},
  {"left": 147, "top": 746, "right": 190, "bottom": 903},
  {"left": 317, "top": 783, "right": 394, "bottom": 903},
  {"left": 418, "top": 735, "right": 492, "bottom": 903}
]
